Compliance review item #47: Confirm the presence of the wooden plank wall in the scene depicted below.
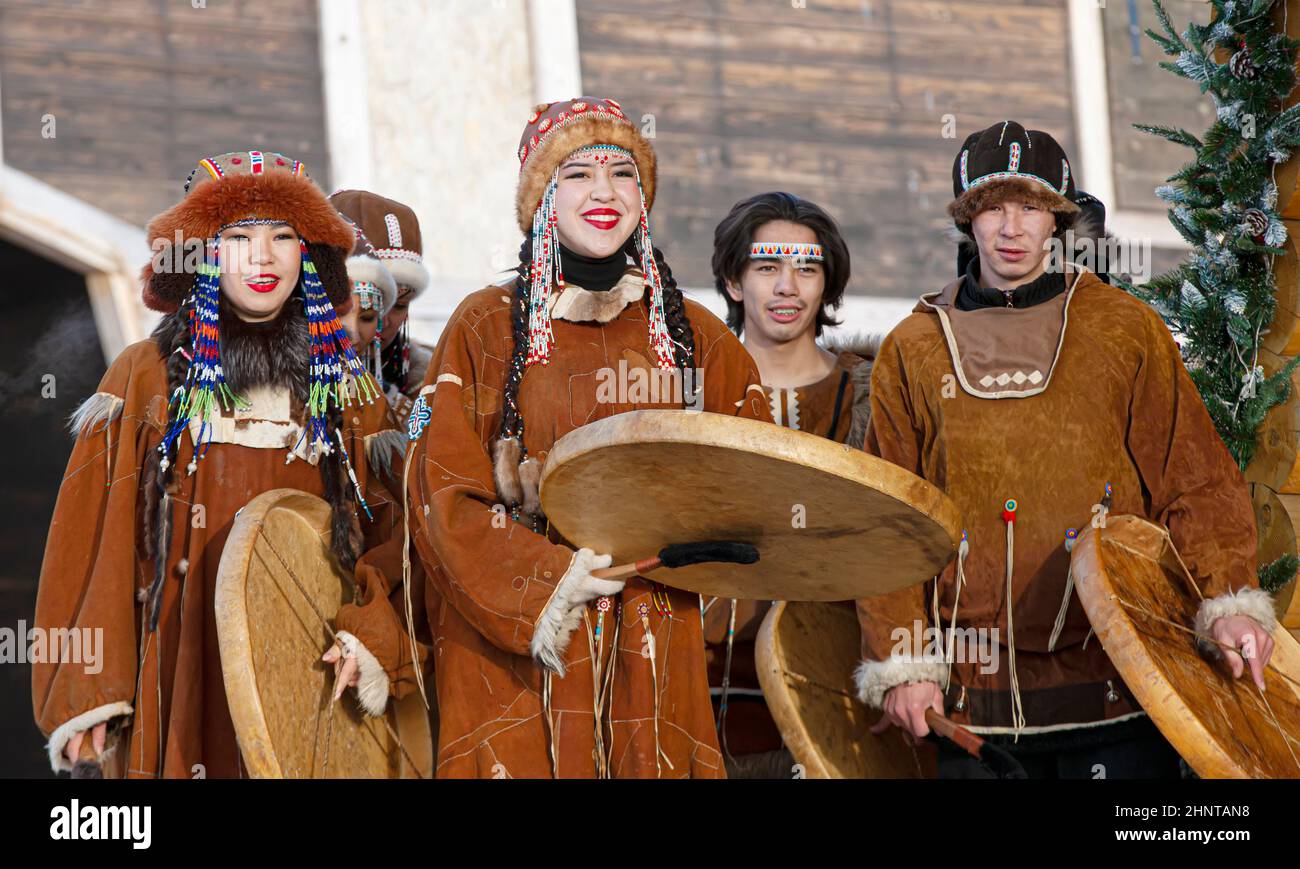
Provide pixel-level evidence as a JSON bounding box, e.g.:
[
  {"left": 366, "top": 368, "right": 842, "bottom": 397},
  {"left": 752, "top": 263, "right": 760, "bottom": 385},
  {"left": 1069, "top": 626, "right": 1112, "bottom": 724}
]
[
  {"left": 1103, "top": 0, "right": 1216, "bottom": 214},
  {"left": 575, "top": 0, "right": 1078, "bottom": 298},
  {"left": 0, "top": 0, "right": 330, "bottom": 228}
]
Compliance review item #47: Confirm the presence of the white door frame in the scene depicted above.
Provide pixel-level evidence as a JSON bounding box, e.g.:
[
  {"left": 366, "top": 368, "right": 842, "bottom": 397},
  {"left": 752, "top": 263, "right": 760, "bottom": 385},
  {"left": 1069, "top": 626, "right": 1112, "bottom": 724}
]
[
  {"left": 1068, "top": 0, "right": 1190, "bottom": 250},
  {"left": 0, "top": 164, "right": 152, "bottom": 365}
]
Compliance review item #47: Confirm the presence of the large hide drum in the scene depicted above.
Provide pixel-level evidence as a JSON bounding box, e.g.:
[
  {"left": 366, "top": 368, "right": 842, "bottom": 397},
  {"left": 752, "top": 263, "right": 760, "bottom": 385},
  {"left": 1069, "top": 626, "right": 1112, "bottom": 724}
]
[
  {"left": 756, "top": 600, "right": 936, "bottom": 778},
  {"left": 1073, "top": 514, "right": 1300, "bottom": 779},
  {"left": 216, "top": 489, "right": 432, "bottom": 778},
  {"left": 540, "top": 410, "right": 962, "bottom": 600}
]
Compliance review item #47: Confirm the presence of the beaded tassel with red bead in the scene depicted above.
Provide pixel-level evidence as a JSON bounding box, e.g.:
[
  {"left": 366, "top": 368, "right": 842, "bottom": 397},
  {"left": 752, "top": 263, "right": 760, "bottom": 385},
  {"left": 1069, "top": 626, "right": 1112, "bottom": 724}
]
[
  {"left": 526, "top": 168, "right": 562, "bottom": 365},
  {"left": 632, "top": 176, "right": 676, "bottom": 370},
  {"left": 157, "top": 239, "right": 248, "bottom": 476}
]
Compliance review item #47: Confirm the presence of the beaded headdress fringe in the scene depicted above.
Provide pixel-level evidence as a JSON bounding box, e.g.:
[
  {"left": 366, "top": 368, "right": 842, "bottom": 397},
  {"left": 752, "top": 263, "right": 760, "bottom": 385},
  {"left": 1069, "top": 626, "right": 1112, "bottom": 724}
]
[
  {"left": 524, "top": 145, "right": 676, "bottom": 371},
  {"left": 156, "top": 238, "right": 379, "bottom": 477}
]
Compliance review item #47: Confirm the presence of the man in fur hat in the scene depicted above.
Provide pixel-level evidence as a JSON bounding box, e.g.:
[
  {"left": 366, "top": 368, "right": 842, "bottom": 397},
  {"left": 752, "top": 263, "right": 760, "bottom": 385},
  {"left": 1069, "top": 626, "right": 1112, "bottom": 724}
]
[
  {"left": 855, "top": 121, "right": 1272, "bottom": 778},
  {"left": 708, "top": 191, "right": 879, "bottom": 776}
]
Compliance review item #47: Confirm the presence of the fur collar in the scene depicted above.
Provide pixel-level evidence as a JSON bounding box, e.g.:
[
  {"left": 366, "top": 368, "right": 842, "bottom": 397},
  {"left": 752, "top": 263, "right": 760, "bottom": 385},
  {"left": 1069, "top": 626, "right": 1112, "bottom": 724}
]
[
  {"left": 219, "top": 297, "right": 309, "bottom": 401},
  {"left": 152, "top": 297, "right": 309, "bottom": 403},
  {"left": 819, "top": 331, "right": 884, "bottom": 361},
  {"left": 548, "top": 270, "right": 645, "bottom": 323}
]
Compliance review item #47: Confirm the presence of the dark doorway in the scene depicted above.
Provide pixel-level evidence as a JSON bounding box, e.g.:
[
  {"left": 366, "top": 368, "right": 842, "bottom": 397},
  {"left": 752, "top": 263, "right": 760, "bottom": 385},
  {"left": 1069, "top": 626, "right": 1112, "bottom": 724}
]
[{"left": 0, "top": 238, "right": 105, "bottom": 777}]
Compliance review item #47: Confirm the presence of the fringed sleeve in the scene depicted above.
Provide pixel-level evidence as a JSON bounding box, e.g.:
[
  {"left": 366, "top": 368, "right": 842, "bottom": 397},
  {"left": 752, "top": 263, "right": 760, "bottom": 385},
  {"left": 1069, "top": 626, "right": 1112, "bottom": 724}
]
[{"left": 32, "top": 343, "right": 161, "bottom": 772}]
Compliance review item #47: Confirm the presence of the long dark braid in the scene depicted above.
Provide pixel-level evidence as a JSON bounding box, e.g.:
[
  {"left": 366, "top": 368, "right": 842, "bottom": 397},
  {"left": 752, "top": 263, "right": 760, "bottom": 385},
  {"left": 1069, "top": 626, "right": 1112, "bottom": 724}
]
[
  {"left": 647, "top": 242, "right": 697, "bottom": 375},
  {"left": 141, "top": 298, "right": 194, "bottom": 629},
  {"left": 320, "top": 401, "right": 362, "bottom": 573},
  {"left": 498, "top": 235, "right": 533, "bottom": 448}
]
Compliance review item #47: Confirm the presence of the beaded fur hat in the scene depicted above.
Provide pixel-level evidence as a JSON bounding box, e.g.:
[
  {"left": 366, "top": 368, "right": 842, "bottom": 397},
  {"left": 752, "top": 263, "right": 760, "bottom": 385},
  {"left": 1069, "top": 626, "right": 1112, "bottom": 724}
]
[
  {"left": 512, "top": 96, "right": 678, "bottom": 369},
  {"left": 515, "top": 96, "right": 656, "bottom": 232},
  {"left": 948, "top": 121, "right": 1080, "bottom": 232},
  {"left": 144, "top": 151, "right": 379, "bottom": 474},
  {"left": 329, "top": 189, "right": 430, "bottom": 296},
  {"left": 143, "top": 151, "right": 355, "bottom": 313}
]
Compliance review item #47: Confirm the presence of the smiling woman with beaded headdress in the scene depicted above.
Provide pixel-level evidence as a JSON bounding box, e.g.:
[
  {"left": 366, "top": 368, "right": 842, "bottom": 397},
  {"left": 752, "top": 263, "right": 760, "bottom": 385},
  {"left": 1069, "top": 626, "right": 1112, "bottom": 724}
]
[
  {"left": 340, "top": 97, "right": 772, "bottom": 778},
  {"left": 31, "top": 151, "right": 421, "bottom": 778}
]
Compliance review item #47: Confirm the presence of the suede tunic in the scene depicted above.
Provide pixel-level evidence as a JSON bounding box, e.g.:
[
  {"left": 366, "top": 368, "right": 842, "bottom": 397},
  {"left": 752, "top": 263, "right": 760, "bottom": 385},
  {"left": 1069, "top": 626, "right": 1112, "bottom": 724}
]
[{"left": 856, "top": 270, "right": 1258, "bottom": 733}]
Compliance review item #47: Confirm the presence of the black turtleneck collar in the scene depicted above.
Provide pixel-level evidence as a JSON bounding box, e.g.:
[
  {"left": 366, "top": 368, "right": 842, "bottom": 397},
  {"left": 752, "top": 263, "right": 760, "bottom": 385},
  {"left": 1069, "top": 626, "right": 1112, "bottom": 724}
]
[
  {"left": 560, "top": 243, "right": 627, "bottom": 293},
  {"left": 955, "top": 257, "right": 1066, "bottom": 311}
]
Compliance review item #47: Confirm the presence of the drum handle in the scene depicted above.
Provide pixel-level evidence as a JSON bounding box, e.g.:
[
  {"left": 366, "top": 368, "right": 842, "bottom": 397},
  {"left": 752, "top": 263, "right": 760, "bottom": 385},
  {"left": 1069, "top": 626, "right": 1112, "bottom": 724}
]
[
  {"left": 591, "top": 557, "right": 663, "bottom": 581},
  {"left": 924, "top": 709, "right": 1026, "bottom": 779},
  {"left": 924, "top": 708, "right": 980, "bottom": 754}
]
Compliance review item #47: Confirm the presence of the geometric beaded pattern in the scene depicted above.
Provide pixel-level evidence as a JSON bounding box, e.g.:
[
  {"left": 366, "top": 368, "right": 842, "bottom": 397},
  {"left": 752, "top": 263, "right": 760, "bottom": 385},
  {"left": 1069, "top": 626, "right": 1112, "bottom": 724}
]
[
  {"left": 978, "top": 369, "right": 1045, "bottom": 388},
  {"left": 517, "top": 98, "right": 630, "bottom": 169},
  {"left": 384, "top": 213, "right": 402, "bottom": 248},
  {"left": 749, "top": 242, "right": 824, "bottom": 262}
]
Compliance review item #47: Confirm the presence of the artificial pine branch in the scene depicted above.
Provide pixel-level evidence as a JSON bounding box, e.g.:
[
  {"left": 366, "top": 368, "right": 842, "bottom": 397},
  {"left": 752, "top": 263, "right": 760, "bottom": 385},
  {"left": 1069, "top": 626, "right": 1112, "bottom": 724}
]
[{"left": 1127, "top": 0, "right": 1300, "bottom": 590}]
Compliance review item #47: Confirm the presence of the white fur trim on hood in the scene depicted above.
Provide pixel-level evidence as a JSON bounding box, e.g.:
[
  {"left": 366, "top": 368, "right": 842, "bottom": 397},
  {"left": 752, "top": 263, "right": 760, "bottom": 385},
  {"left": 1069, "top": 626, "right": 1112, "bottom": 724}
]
[
  {"left": 1192, "top": 586, "right": 1277, "bottom": 657},
  {"left": 335, "top": 630, "right": 391, "bottom": 717},
  {"left": 46, "top": 700, "right": 133, "bottom": 774},
  {"left": 853, "top": 655, "right": 948, "bottom": 710},
  {"left": 380, "top": 255, "right": 431, "bottom": 296}
]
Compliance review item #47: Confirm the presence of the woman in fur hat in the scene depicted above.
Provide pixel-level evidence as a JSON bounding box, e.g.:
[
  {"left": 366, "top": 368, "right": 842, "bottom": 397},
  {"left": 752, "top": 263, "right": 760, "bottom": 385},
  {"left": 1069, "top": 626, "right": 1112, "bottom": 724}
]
[
  {"left": 345, "top": 97, "right": 772, "bottom": 778},
  {"left": 329, "top": 189, "right": 434, "bottom": 425},
  {"left": 331, "top": 203, "right": 400, "bottom": 384},
  {"left": 32, "top": 152, "right": 420, "bottom": 778}
]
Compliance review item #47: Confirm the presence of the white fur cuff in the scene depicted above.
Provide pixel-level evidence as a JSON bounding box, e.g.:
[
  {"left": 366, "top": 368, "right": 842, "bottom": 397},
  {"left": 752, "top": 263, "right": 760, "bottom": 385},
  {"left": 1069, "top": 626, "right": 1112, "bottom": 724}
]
[
  {"left": 530, "top": 548, "right": 612, "bottom": 678},
  {"left": 336, "top": 631, "right": 391, "bottom": 717},
  {"left": 854, "top": 655, "right": 948, "bottom": 710},
  {"left": 46, "top": 700, "right": 134, "bottom": 774},
  {"left": 1193, "top": 587, "right": 1277, "bottom": 656}
]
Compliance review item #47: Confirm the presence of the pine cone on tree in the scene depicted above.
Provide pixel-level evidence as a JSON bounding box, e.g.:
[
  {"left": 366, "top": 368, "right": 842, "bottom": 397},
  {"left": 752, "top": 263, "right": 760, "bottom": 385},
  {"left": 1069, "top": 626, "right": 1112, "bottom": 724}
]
[
  {"left": 1243, "top": 208, "right": 1268, "bottom": 242},
  {"left": 1229, "top": 47, "right": 1258, "bottom": 80}
]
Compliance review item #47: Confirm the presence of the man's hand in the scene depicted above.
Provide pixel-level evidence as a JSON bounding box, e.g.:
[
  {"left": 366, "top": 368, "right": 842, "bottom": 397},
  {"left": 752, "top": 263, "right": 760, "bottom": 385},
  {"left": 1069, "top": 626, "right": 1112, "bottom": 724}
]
[
  {"left": 322, "top": 641, "right": 360, "bottom": 701},
  {"left": 870, "top": 681, "right": 943, "bottom": 740},
  {"left": 1211, "top": 615, "right": 1274, "bottom": 692},
  {"left": 65, "top": 721, "right": 107, "bottom": 766}
]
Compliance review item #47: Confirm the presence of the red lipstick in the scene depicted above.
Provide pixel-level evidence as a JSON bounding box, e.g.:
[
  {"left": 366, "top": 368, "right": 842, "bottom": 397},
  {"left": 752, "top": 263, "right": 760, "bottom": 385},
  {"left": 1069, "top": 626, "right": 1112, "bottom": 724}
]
[{"left": 581, "top": 208, "right": 620, "bottom": 231}]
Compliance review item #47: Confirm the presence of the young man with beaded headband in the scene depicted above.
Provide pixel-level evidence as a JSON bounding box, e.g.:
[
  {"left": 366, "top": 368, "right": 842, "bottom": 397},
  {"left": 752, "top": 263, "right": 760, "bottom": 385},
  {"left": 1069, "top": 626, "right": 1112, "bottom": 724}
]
[
  {"left": 855, "top": 122, "right": 1272, "bottom": 777},
  {"left": 706, "top": 190, "right": 880, "bottom": 775},
  {"left": 342, "top": 96, "right": 772, "bottom": 778},
  {"left": 31, "top": 151, "right": 422, "bottom": 778}
]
